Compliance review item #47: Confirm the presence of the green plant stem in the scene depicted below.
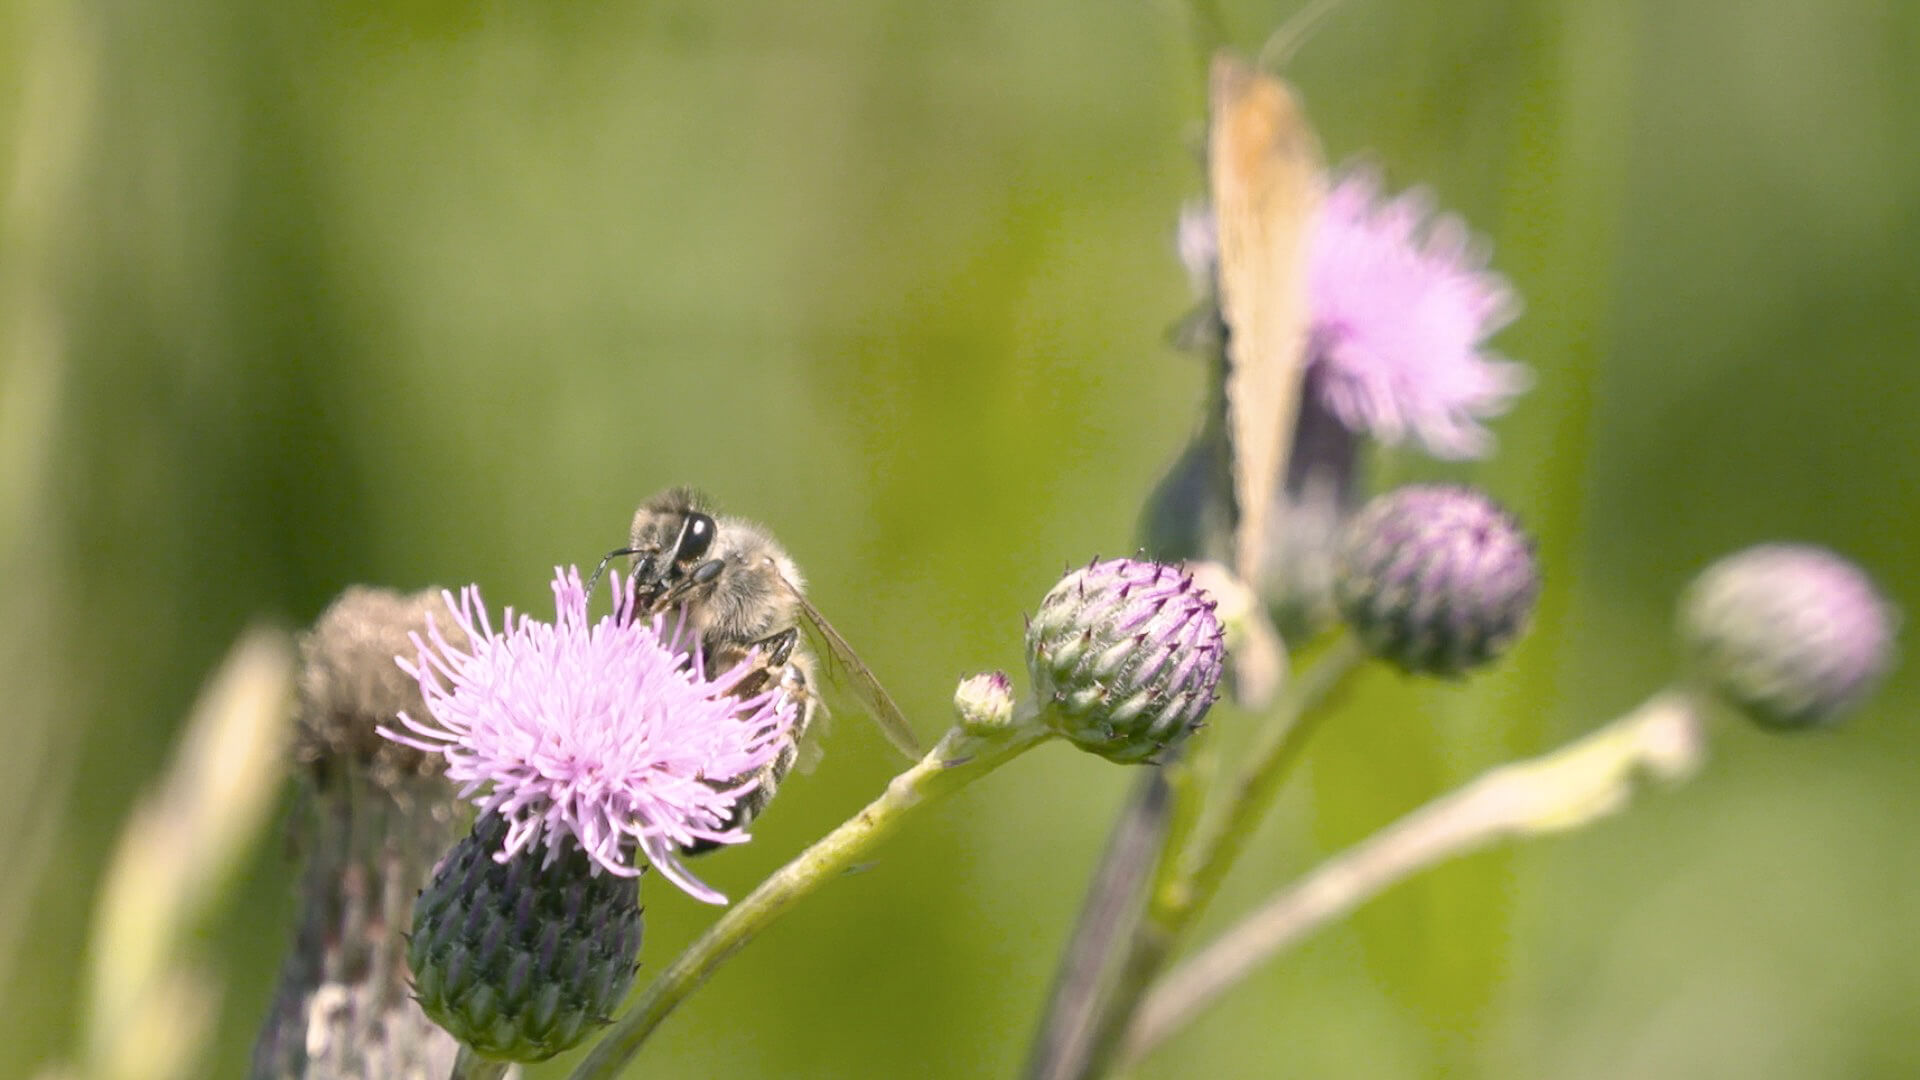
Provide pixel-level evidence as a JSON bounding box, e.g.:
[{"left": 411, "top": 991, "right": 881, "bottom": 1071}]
[
  {"left": 1076, "top": 633, "right": 1367, "bottom": 1079},
  {"left": 569, "top": 721, "right": 1050, "bottom": 1080},
  {"left": 1165, "top": 632, "right": 1366, "bottom": 924},
  {"left": 1022, "top": 769, "right": 1174, "bottom": 1080},
  {"left": 1120, "top": 689, "right": 1708, "bottom": 1067},
  {"left": 1022, "top": 668, "right": 1233, "bottom": 1080},
  {"left": 449, "top": 1046, "right": 509, "bottom": 1080}
]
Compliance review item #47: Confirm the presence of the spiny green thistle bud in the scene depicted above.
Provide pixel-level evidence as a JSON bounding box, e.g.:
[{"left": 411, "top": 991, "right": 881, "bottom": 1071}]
[
  {"left": 409, "top": 813, "right": 642, "bottom": 1063},
  {"left": 1334, "top": 485, "right": 1538, "bottom": 676},
  {"left": 1680, "top": 543, "right": 1896, "bottom": 731},
  {"left": 954, "top": 670, "right": 1017, "bottom": 734},
  {"left": 1025, "top": 558, "right": 1225, "bottom": 764}
]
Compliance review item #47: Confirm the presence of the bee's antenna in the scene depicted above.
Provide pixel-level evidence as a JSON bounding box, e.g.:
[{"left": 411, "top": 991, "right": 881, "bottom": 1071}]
[{"left": 587, "top": 547, "right": 641, "bottom": 600}]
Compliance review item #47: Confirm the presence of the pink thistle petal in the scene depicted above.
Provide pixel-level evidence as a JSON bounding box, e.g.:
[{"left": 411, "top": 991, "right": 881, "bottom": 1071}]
[
  {"left": 1307, "top": 167, "right": 1528, "bottom": 459},
  {"left": 639, "top": 832, "right": 728, "bottom": 905},
  {"left": 377, "top": 565, "right": 799, "bottom": 905},
  {"left": 1176, "top": 166, "right": 1527, "bottom": 460}
]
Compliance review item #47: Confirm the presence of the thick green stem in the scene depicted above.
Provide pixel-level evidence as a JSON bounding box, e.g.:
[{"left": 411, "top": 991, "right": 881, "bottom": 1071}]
[
  {"left": 449, "top": 1046, "right": 509, "bottom": 1080},
  {"left": 569, "top": 722, "right": 1049, "bottom": 1080},
  {"left": 1076, "top": 634, "right": 1367, "bottom": 1079},
  {"left": 1022, "top": 769, "right": 1175, "bottom": 1080},
  {"left": 249, "top": 772, "right": 463, "bottom": 1080},
  {"left": 1164, "top": 633, "right": 1367, "bottom": 926}
]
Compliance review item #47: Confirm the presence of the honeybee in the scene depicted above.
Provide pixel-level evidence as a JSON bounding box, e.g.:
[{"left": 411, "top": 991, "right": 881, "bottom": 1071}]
[{"left": 601, "top": 487, "right": 921, "bottom": 850}]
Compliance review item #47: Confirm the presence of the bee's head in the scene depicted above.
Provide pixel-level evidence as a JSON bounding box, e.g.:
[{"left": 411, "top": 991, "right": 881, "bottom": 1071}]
[{"left": 614, "top": 488, "right": 725, "bottom": 612}]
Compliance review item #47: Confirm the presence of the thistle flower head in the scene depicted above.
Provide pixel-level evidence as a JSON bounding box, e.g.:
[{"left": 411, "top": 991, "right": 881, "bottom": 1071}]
[
  {"left": 410, "top": 813, "right": 643, "bottom": 1062},
  {"left": 380, "top": 566, "right": 798, "bottom": 905},
  {"left": 295, "top": 585, "right": 468, "bottom": 786},
  {"left": 1175, "top": 167, "right": 1527, "bottom": 460},
  {"left": 1680, "top": 544, "right": 1897, "bottom": 731},
  {"left": 1335, "top": 485, "right": 1538, "bottom": 676},
  {"left": 1308, "top": 169, "right": 1527, "bottom": 458},
  {"left": 1025, "top": 558, "right": 1225, "bottom": 763}
]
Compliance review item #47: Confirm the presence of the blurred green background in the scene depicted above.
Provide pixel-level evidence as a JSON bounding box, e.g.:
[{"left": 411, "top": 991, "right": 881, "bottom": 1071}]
[{"left": 3, "top": 0, "right": 1916, "bottom": 1076}]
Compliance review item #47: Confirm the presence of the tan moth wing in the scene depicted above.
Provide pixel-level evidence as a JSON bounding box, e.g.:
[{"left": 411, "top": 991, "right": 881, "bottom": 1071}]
[
  {"left": 769, "top": 564, "right": 924, "bottom": 761},
  {"left": 1208, "top": 51, "right": 1324, "bottom": 587}
]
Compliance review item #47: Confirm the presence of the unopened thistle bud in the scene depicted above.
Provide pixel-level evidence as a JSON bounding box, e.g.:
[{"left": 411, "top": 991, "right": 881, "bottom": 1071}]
[
  {"left": 409, "top": 814, "right": 643, "bottom": 1063},
  {"left": 954, "top": 670, "right": 1018, "bottom": 734},
  {"left": 1680, "top": 544, "right": 1896, "bottom": 731},
  {"left": 1334, "top": 485, "right": 1537, "bottom": 676},
  {"left": 1025, "top": 558, "right": 1225, "bottom": 764}
]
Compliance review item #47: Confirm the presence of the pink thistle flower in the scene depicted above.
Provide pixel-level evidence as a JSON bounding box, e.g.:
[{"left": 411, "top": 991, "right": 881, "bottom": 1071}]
[
  {"left": 1176, "top": 168, "right": 1528, "bottom": 459},
  {"left": 1307, "top": 168, "right": 1527, "bottom": 459},
  {"left": 379, "top": 566, "right": 798, "bottom": 905}
]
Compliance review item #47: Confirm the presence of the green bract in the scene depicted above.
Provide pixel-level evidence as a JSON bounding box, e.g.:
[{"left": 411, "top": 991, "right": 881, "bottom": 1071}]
[{"left": 409, "top": 814, "right": 643, "bottom": 1063}]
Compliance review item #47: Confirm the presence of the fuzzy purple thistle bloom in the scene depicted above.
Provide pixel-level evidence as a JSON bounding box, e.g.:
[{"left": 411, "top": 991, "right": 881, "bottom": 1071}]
[
  {"left": 1180, "top": 167, "right": 1527, "bottom": 459},
  {"left": 379, "top": 566, "right": 798, "bottom": 905},
  {"left": 1310, "top": 169, "right": 1527, "bottom": 458}
]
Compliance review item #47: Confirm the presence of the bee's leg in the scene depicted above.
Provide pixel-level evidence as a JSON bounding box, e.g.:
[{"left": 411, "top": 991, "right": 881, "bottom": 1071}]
[
  {"left": 680, "top": 635, "right": 809, "bottom": 859},
  {"left": 752, "top": 627, "right": 799, "bottom": 667},
  {"left": 680, "top": 725, "right": 796, "bottom": 858},
  {"left": 627, "top": 552, "right": 675, "bottom": 617},
  {"left": 655, "top": 558, "right": 728, "bottom": 613}
]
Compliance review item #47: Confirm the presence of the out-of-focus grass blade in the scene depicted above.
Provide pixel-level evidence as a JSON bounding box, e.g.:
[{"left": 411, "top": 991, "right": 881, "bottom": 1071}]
[{"left": 79, "top": 627, "right": 293, "bottom": 1080}]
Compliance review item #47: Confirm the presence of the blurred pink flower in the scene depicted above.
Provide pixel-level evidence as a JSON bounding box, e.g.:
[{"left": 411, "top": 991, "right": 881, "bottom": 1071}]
[
  {"left": 1177, "top": 168, "right": 1527, "bottom": 459},
  {"left": 1309, "top": 169, "right": 1527, "bottom": 458}
]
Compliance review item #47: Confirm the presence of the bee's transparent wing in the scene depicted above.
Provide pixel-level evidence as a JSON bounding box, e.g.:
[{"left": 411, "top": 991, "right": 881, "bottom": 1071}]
[
  {"left": 775, "top": 572, "right": 923, "bottom": 761},
  {"left": 791, "top": 720, "right": 829, "bottom": 774},
  {"left": 787, "top": 662, "right": 829, "bottom": 775}
]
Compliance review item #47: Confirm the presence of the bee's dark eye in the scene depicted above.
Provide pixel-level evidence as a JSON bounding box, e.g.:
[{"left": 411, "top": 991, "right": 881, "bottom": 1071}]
[{"left": 675, "top": 512, "right": 717, "bottom": 563}]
